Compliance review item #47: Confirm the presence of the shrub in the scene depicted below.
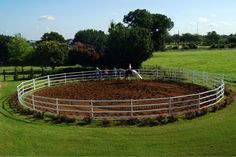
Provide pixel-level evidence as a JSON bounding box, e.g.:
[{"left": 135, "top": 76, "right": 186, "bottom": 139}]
[
  {"left": 44, "top": 113, "right": 75, "bottom": 124},
  {"left": 210, "top": 44, "right": 218, "bottom": 49},
  {"left": 125, "top": 117, "right": 140, "bottom": 125},
  {"left": 101, "top": 119, "right": 111, "bottom": 126},
  {"left": 228, "top": 43, "right": 236, "bottom": 48},
  {"left": 83, "top": 116, "right": 92, "bottom": 124},
  {"left": 196, "top": 109, "right": 208, "bottom": 117},
  {"left": 172, "top": 45, "right": 179, "bottom": 50},
  {"left": 32, "top": 111, "right": 44, "bottom": 119},
  {"left": 184, "top": 111, "right": 197, "bottom": 120},
  {"left": 188, "top": 43, "right": 197, "bottom": 49},
  {"left": 182, "top": 44, "right": 189, "bottom": 50},
  {"left": 167, "top": 115, "right": 178, "bottom": 123},
  {"left": 210, "top": 105, "right": 220, "bottom": 112},
  {"left": 138, "top": 117, "right": 160, "bottom": 127},
  {"left": 218, "top": 44, "right": 226, "bottom": 49},
  {"left": 156, "top": 115, "right": 168, "bottom": 125},
  {"left": 118, "top": 117, "right": 139, "bottom": 126}
]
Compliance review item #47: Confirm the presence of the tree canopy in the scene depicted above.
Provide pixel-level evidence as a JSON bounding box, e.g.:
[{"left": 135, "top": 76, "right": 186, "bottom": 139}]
[
  {"left": 123, "top": 9, "right": 174, "bottom": 51},
  {"left": 40, "top": 32, "right": 66, "bottom": 43},
  {"left": 73, "top": 29, "right": 107, "bottom": 54},
  {"left": 205, "top": 31, "right": 220, "bottom": 45},
  {"left": 0, "top": 35, "right": 12, "bottom": 65},
  {"left": 105, "top": 23, "right": 154, "bottom": 68},
  {"left": 6, "top": 34, "right": 33, "bottom": 67},
  {"left": 35, "top": 41, "right": 69, "bottom": 69}
]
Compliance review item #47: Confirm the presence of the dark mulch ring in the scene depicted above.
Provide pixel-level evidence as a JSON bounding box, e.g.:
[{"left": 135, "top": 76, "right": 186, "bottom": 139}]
[{"left": 8, "top": 84, "right": 236, "bottom": 126}]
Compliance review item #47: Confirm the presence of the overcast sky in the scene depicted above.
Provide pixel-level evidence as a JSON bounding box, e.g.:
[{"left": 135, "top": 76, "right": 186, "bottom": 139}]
[{"left": 0, "top": 0, "right": 235, "bottom": 40}]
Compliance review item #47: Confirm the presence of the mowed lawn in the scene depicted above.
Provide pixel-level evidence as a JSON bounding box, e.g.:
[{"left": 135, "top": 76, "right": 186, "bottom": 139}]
[
  {"left": 0, "top": 49, "right": 236, "bottom": 156},
  {"left": 143, "top": 49, "right": 236, "bottom": 77}
]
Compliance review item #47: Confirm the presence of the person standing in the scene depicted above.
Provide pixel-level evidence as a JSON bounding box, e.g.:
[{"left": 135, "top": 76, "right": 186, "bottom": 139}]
[{"left": 96, "top": 67, "right": 101, "bottom": 79}]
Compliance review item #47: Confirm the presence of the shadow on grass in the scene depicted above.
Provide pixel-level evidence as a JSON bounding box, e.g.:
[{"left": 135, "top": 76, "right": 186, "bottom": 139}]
[{"left": 0, "top": 96, "right": 34, "bottom": 124}]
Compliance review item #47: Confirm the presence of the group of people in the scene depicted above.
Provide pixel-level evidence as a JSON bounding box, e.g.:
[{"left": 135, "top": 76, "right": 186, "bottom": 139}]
[
  {"left": 95, "top": 63, "right": 142, "bottom": 80},
  {"left": 95, "top": 64, "right": 133, "bottom": 80},
  {"left": 96, "top": 67, "right": 119, "bottom": 79}
]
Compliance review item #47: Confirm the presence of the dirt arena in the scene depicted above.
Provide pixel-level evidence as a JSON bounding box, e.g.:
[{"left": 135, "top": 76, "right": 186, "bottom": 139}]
[
  {"left": 26, "top": 80, "right": 214, "bottom": 117},
  {"left": 34, "top": 80, "right": 207, "bottom": 100}
]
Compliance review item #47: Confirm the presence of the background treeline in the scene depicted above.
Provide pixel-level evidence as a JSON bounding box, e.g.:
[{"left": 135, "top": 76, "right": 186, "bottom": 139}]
[
  {"left": 0, "top": 9, "right": 236, "bottom": 72},
  {"left": 166, "top": 31, "right": 236, "bottom": 50}
]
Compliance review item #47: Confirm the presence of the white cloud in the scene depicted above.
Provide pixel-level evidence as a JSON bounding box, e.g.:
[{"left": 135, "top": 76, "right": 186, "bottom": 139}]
[
  {"left": 198, "top": 17, "right": 208, "bottom": 23},
  {"left": 39, "top": 15, "right": 55, "bottom": 21}
]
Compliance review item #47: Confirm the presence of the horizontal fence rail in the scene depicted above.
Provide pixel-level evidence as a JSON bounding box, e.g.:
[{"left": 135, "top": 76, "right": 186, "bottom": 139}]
[{"left": 17, "top": 68, "right": 225, "bottom": 118}]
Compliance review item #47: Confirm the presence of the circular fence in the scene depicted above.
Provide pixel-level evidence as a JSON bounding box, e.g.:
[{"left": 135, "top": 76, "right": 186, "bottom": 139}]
[{"left": 17, "top": 68, "right": 225, "bottom": 118}]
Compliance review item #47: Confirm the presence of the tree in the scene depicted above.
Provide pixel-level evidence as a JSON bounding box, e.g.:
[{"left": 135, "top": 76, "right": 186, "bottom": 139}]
[
  {"left": 180, "top": 33, "right": 194, "bottom": 44},
  {"left": 35, "top": 41, "right": 69, "bottom": 70},
  {"left": 105, "top": 23, "right": 154, "bottom": 68},
  {"left": 205, "top": 31, "right": 221, "bottom": 45},
  {"left": 40, "top": 32, "right": 66, "bottom": 43},
  {"left": 73, "top": 29, "right": 107, "bottom": 54},
  {"left": 172, "top": 34, "right": 180, "bottom": 45},
  {"left": 0, "top": 35, "right": 12, "bottom": 65},
  {"left": 68, "top": 41, "right": 99, "bottom": 66},
  {"left": 123, "top": 9, "right": 174, "bottom": 51},
  {"left": 227, "top": 34, "right": 236, "bottom": 48},
  {"left": 7, "top": 34, "right": 33, "bottom": 69}
]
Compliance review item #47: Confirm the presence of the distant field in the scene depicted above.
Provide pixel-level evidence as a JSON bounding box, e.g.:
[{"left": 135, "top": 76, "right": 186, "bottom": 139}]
[
  {"left": 0, "top": 49, "right": 236, "bottom": 156},
  {"left": 143, "top": 49, "right": 236, "bottom": 77}
]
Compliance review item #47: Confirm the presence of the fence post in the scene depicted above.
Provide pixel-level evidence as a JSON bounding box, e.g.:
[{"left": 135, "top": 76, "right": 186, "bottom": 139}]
[
  {"left": 156, "top": 69, "right": 158, "bottom": 79},
  {"left": 33, "top": 79, "right": 36, "bottom": 90},
  {"left": 221, "top": 81, "right": 224, "bottom": 98},
  {"left": 130, "top": 99, "right": 134, "bottom": 117},
  {"left": 56, "top": 98, "right": 59, "bottom": 115},
  {"left": 90, "top": 100, "right": 94, "bottom": 118},
  {"left": 3, "top": 70, "right": 6, "bottom": 81},
  {"left": 32, "top": 95, "right": 35, "bottom": 110},
  {"left": 82, "top": 72, "right": 85, "bottom": 81},
  {"left": 198, "top": 94, "right": 201, "bottom": 111},
  {"left": 168, "top": 97, "right": 172, "bottom": 115},
  {"left": 47, "top": 75, "right": 50, "bottom": 87},
  {"left": 64, "top": 73, "right": 67, "bottom": 84}
]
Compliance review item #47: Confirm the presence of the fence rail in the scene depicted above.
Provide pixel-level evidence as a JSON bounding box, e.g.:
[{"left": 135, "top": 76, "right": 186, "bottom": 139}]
[{"left": 17, "top": 68, "right": 225, "bottom": 118}]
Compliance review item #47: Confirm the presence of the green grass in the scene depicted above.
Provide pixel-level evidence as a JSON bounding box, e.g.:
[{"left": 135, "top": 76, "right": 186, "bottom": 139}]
[
  {"left": 143, "top": 49, "right": 236, "bottom": 77},
  {"left": 0, "top": 49, "right": 236, "bottom": 156}
]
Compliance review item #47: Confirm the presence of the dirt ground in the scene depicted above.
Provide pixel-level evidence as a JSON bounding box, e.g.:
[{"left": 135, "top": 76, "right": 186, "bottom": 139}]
[
  {"left": 27, "top": 80, "right": 216, "bottom": 117},
  {"left": 34, "top": 80, "right": 207, "bottom": 100}
]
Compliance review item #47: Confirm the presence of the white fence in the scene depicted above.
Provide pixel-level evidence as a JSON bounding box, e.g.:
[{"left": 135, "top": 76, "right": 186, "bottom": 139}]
[{"left": 17, "top": 69, "right": 225, "bottom": 118}]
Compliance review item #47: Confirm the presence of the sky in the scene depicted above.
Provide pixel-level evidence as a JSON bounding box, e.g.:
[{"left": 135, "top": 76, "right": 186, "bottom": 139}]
[{"left": 0, "top": 0, "right": 236, "bottom": 40}]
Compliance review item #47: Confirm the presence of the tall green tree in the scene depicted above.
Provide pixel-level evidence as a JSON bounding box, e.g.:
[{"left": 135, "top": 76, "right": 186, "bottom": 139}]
[
  {"left": 227, "top": 34, "right": 236, "bottom": 48},
  {"left": 105, "top": 23, "right": 153, "bottom": 68},
  {"left": 73, "top": 29, "right": 107, "bottom": 54},
  {"left": 0, "top": 35, "right": 12, "bottom": 65},
  {"left": 7, "top": 34, "right": 33, "bottom": 69},
  {"left": 123, "top": 9, "right": 174, "bottom": 51},
  {"left": 205, "top": 31, "right": 221, "bottom": 45},
  {"left": 40, "top": 32, "right": 66, "bottom": 43},
  {"left": 35, "top": 41, "right": 69, "bottom": 70}
]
